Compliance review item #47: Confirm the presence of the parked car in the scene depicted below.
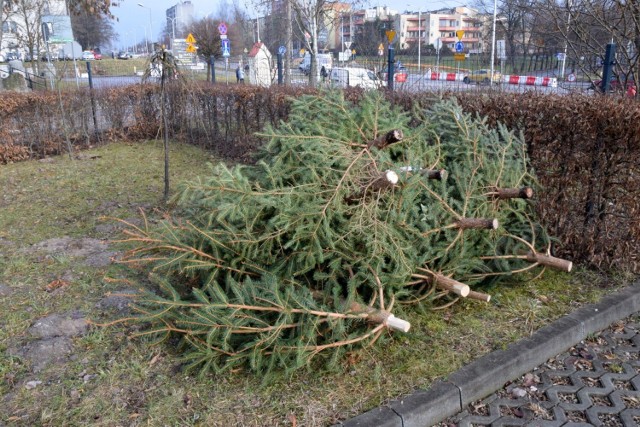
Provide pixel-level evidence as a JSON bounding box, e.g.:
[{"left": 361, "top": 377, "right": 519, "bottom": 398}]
[
  {"left": 82, "top": 50, "right": 95, "bottom": 60},
  {"left": 591, "top": 76, "right": 636, "bottom": 93},
  {"left": 117, "top": 51, "right": 133, "bottom": 60},
  {"left": 464, "top": 69, "right": 502, "bottom": 84},
  {"left": 93, "top": 51, "right": 102, "bottom": 60},
  {"left": 5, "top": 52, "right": 20, "bottom": 62},
  {"left": 329, "top": 67, "right": 385, "bottom": 89}
]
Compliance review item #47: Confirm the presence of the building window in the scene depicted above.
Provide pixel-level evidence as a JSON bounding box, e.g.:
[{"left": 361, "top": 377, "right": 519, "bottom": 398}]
[{"left": 2, "top": 21, "right": 18, "bottom": 34}]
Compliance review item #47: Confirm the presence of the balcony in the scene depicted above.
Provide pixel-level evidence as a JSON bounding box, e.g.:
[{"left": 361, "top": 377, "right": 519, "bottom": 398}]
[{"left": 439, "top": 26, "right": 458, "bottom": 31}]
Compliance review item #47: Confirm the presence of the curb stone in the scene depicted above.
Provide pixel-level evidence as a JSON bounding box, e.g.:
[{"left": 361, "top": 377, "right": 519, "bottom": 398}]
[{"left": 339, "top": 282, "right": 640, "bottom": 427}]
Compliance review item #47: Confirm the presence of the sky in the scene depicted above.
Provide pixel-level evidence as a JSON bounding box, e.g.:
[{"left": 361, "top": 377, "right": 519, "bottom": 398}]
[{"left": 110, "top": 0, "right": 466, "bottom": 51}]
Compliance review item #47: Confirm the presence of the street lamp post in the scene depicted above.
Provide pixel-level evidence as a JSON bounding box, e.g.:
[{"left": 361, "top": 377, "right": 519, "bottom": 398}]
[
  {"left": 138, "top": 3, "right": 153, "bottom": 52},
  {"left": 489, "top": 0, "right": 497, "bottom": 86},
  {"left": 417, "top": 9, "right": 421, "bottom": 74},
  {"left": 167, "top": 16, "right": 177, "bottom": 50}
]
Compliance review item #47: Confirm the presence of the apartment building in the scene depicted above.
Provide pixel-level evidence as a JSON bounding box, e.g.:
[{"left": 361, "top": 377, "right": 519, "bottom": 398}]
[
  {"left": 395, "top": 7, "right": 484, "bottom": 53},
  {"left": 1, "top": 0, "right": 68, "bottom": 59},
  {"left": 165, "top": 1, "right": 194, "bottom": 40}
]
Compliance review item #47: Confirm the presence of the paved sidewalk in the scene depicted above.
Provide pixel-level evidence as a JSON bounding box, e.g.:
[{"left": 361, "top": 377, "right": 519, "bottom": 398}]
[
  {"left": 340, "top": 283, "right": 640, "bottom": 427},
  {"left": 438, "top": 312, "right": 640, "bottom": 426}
]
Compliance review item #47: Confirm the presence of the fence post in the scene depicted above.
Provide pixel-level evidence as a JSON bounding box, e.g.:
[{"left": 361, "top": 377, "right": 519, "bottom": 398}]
[
  {"left": 86, "top": 61, "right": 98, "bottom": 132},
  {"left": 600, "top": 43, "right": 616, "bottom": 93},
  {"left": 277, "top": 52, "right": 283, "bottom": 85},
  {"left": 387, "top": 46, "right": 395, "bottom": 91}
]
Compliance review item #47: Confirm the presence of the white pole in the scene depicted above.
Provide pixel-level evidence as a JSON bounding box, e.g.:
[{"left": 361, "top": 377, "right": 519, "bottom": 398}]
[
  {"left": 417, "top": 10, "right": 421, "bottom": 74},
  {"left": 490, "top": 0, "right": 497, "bottom": 86},
  {"left": 560, "top": 0, "right": 572, "bottom": 79},
  {"left": 341, "top": 13, "right": 344, "bottom": 63}
]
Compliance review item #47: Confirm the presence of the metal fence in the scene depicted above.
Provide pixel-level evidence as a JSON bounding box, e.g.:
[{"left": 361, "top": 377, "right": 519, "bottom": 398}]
[{"left": 0, "top": 54, "right": 603, "bottom": 96}]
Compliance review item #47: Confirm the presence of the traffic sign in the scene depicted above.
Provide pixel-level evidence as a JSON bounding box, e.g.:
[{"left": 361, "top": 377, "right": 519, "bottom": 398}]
[
  {"left": 221, "top": 38, "right": 230, "bottom": 57},
  {"left": 456, "top": 30, "right": 465, "bottom": 40},
  {"left": 378, "top": 43, "right": 384, "bottom": 51},
  {"left": 378, "top": 49, "right": 383, "bottom": 56},
  {"left": 186, "top": 44, "right": 197, "bottom": 53},
  {"left": 345, "top": 41, "right": 352, "bottom": 49},
  {"left": 218, "top": 22, "right": 227, "bottom": 35},
  {"left": 186, "top": 33, "right": 196, "bottom": 44},
  {"left": 385, "top": 30, "right": 396, "bottom": 43},
  {"left": 454, "top": 53, "right": 466, "bottom": 61},
  {"left": 455, "top": 41, "right": 464, "bottom": 53},
  {"left": 278, "top": 45, "right": 286, "bottom": 55}
]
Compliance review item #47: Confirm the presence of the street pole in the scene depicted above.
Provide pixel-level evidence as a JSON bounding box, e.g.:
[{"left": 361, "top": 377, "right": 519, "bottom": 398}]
[
  {"left": 560, "top": 0, "right": 572, "bottom": 79},
  {"left": 341, "top": 13, "right": 344, "bottom": 64},
  {"left": 417, "top": 10, "right": 421, "bottom": 74},
  {"left": 138, "top": 3, "right": 153, "bottom": 52},
  {"left": 489, "top": 0, "right": 497, "bottom": 86}
]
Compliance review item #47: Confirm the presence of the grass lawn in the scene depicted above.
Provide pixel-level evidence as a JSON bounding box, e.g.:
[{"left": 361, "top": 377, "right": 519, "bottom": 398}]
[{"left": 0, "top": 141, "right": 631, "bottom": 426}]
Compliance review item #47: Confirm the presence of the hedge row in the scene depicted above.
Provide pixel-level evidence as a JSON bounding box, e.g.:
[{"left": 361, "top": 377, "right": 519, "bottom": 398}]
[{"left": 1, "top": 84, "right": 638, "bottom": 272}]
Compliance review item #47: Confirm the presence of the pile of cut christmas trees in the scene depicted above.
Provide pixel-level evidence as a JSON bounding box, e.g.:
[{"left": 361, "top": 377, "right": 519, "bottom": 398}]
[{"left": 115, "top": 91, "right": 571, "bottom": 374}]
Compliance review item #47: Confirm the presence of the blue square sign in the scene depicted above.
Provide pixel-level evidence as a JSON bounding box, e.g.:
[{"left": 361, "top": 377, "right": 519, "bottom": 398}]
[{"left": 222, "top": 38, "right": 231, "bottom": 57}]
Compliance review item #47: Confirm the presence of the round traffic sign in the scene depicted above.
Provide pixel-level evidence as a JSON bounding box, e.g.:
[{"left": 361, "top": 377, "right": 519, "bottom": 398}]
[
  {"left": 278, "top": 45, "right": 286, "bottom": 55},
  {"left": 455, "top": 41, "right": 464, "bottom": 53},
  {"left": 218, "top": 22, "right": 228, "bottom": 35}
]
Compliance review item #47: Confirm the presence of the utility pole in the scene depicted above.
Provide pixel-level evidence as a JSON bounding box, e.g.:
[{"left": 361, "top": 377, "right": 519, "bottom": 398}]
[
  {"left": 417, "top": 9, "right": 421, "bottom": 74},
  {"left": 285, "top": 0, "right": 292, "bottom": 84}
]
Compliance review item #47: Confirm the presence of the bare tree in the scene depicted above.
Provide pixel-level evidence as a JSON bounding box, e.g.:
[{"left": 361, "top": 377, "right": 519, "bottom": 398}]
[
  {"left": 13, "top": 0, "right": 46, "bottom": 64},
  {"left": 537, "top": 0, "right": 640, "bottom": 86}
]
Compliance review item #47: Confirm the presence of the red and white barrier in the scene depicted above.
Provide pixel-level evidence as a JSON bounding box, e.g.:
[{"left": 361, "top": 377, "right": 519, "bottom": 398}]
[
  {"left": 503, "top": 75, "right": 558, "bottom": 88},
  {"left": 426, "top": 72, "right": 465, "bottom": 82}
]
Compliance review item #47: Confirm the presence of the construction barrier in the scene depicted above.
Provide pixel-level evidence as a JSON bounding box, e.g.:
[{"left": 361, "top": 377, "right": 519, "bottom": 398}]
[
  {"left": 426, "top": 72, "right": 465, "bottom": 82},
  {"left": 503, "top": 75, "right": 558, "bottom": 88}
]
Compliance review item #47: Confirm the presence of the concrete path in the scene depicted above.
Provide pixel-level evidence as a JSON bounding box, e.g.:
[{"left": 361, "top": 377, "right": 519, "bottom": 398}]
[{"left": 339, "top": 283, "right": 640, "bottom": 427}]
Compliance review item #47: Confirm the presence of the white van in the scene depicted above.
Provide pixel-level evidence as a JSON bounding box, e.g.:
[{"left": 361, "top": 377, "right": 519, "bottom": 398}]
[
  {"left": 299, "top": 53, "right": 333, "bottom": 76},
  {"left": 329, "top": 67, "right": 385, "bottom": 89}
]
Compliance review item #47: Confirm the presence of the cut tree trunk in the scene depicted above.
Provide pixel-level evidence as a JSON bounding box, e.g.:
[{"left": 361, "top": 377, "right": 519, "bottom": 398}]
[
  {"left": 421, "top": 169, "right": 448, "bottom": 180},
  {"left": 455, "top": 218, "right": 499, "bottom": 230},
  {"left": 526, "top": 252, "right": 573, "bottom": 272},
  {"left": 348, "top": 302, "right": 411, "bottom": 332},
  {"left": 432, "top": 273, "right": 470, "bottom": 297},
  {"left": 367, "top": 129, "right": 404, "bottom": 149},
  {"left": 489, "top": 187, "right": 534, "bottom": 200}
]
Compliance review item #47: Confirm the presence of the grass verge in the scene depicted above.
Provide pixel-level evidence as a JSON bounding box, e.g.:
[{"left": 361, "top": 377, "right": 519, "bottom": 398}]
[{"left": 0, "top": 141, "right": 633, "bottom": 426}]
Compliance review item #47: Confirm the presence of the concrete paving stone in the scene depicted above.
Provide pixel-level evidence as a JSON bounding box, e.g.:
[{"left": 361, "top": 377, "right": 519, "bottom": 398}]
[
  {"left": 567, "top": 285, "right": 640, "bottom": 335},
  {"left": 448, "top": 316, "right": 584, "bottom": 406},
  {"left": 388, "top": 381, "right": 461, "bottom": 427},
  {"left": 344, "top": 283, "right": 640, "bottom": 426},
  {"left": 339, "top": 406, "right": 402, "bottom": 427},
  {"left": 491, "top": 416, "right": 528, "bottom": 426},
  {"left": 619, "top": 408, "right": 640, "bottom": 426}
]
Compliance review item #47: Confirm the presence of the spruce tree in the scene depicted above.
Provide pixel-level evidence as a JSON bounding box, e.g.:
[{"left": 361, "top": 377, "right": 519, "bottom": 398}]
[{"left": 116, "top": 91, "right": 569, "bottom": 375}]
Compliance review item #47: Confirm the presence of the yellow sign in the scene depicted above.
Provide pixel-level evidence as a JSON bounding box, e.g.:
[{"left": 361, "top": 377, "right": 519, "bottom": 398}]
[
  {"left": 454, "top": 53, "right": 466, "bottom": 61},
  {"left": 385, "top": 30, "right": 396, "bottom": 43},
  {"left": 186, "top": 44, "right": 197, "bottom": 53},
  {"left": 186, "top": 33, "right": 196, "bottom": 44},
  {"left": 456, "top": 30, "right": 465, "bottom": 40},
  {"left": 378, "top": 43, "right": 384, "bottom": 51}
]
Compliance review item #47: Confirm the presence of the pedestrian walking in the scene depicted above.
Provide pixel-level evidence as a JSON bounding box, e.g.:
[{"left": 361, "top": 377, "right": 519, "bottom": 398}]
[{"left": 236, "top": 65, "right": 245, "bottom": 84}]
